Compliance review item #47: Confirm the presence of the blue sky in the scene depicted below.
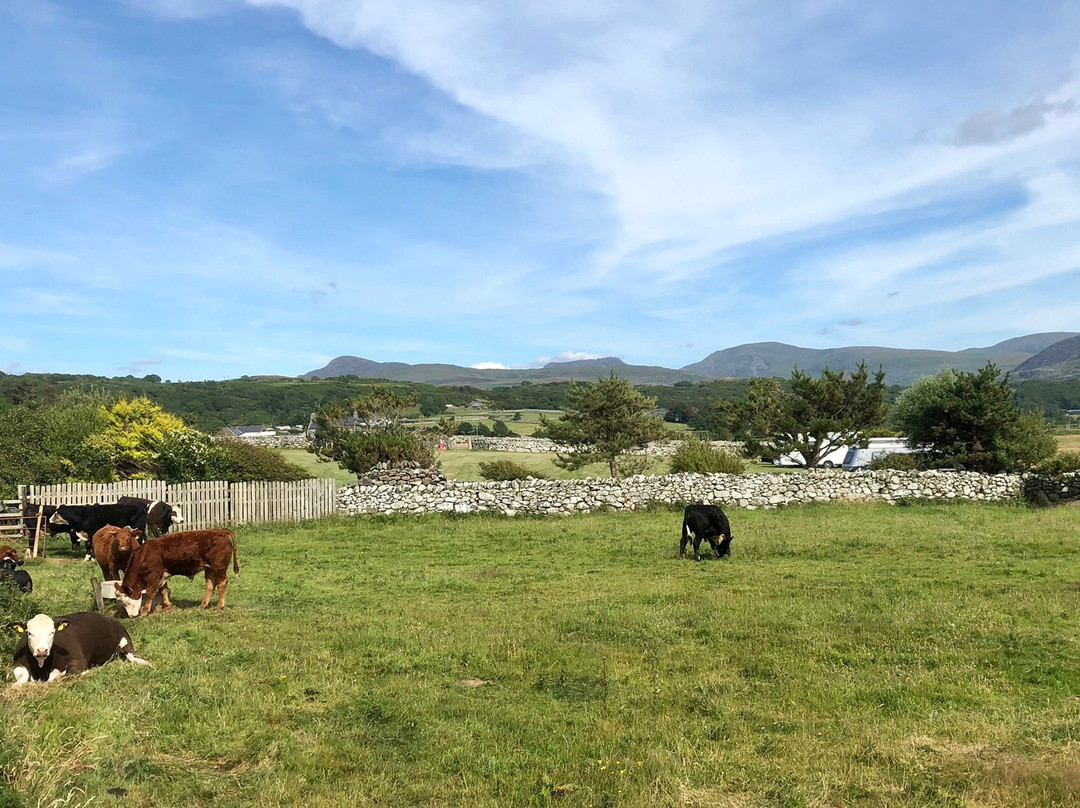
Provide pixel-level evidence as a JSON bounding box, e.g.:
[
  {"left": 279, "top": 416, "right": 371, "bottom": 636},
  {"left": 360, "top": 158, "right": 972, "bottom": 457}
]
[{"left": 2, "top": 0, "right": 1078, "bottom": 380}]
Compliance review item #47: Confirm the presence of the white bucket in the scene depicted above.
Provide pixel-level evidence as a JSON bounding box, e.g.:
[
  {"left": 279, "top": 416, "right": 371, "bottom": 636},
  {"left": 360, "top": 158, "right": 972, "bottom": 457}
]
[{"left": 100, "top": 580, "right": 121, "bottom": 599}]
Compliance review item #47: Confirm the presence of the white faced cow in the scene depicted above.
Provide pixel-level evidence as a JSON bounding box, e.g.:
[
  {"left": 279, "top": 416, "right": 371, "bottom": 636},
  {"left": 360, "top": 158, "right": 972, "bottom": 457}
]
[{"left": 11, "top": 612, "right": 150, "bottom": 686}]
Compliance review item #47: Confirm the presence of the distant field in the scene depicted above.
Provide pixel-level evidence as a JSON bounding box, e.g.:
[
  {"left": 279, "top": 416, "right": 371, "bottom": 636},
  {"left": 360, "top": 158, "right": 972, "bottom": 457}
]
[
  {"left": 4, "top": 504, "right": 1079, "bottom": 806},
  {"left": 283, "top": 445, "right": 781, "bottom": 482},
  {"left": 1056, "top": 431, "right": 1080, "bottom": 452},
  {"left": 279, "top": 447, "right": 358, "bottom": 485}
]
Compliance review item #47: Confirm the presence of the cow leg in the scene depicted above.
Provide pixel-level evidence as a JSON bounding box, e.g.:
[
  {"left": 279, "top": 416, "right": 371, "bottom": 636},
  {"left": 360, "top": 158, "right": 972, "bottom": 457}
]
[
  {"left": 214, "top": 575, "right": 229, "bottom": 611},
  {"left": 198, "top": 574, "right": 215, "bottom": 610},
  {"left": 141, "top": 581, "right": 160, "bottom": 617},
  {"left": 679, "top": 524, "right": 690, "bottom": 559},
  {"left": 12, "top": 666, "right": 29, "bottom": 686},
  {"left": 693, "top": 536, "right": 703, "bottom": 562},
  {"left": 158, "top": 583, "right": 174, "bottom": 612},
  {"left": 706, "top": 535, "right": 722, "bottom": 558}
]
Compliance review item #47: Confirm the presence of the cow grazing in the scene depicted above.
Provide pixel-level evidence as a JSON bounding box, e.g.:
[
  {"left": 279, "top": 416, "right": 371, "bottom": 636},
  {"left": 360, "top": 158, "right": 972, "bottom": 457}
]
[
  {"left": 115, "top": 529, "right": 239, "bottom": 618},
  {"left": 681, "top": 504, "right": 733, "bottom": 561},
  {"left": 0, "top": 546, "right": 32, "bottom": 593},
  {"left": 11, "top": 612, "right": 149, "bottom": 685},
  {"left": 49, "top": 502, "right": 148, "bottom": 559},
  {"left": 91, "top": 525, "right": 145, "bottom": 581},
  {"left": 116, "top": 496, "right": 185, "bottom": 538}
]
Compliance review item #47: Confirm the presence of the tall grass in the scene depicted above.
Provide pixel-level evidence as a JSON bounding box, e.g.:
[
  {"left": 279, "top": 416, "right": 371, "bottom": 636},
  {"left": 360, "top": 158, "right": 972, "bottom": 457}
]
[{"left": 3, "top": 504, "right": 1079, "bottom": 806}]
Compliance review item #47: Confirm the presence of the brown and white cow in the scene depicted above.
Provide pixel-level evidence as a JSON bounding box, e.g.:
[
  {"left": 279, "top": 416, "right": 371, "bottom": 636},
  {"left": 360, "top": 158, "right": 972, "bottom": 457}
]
[
  {"left": 91, "top": 525, "right": 145, "bottom": 581},
  {"left": 115, "top": 529, "right": 239, "bottom": 618},
  {"left": 11, "top": 612, "right": 150, "bottom": 685},
  {"left": 0, "top": 546, "right": 20, "bottom": 565}
]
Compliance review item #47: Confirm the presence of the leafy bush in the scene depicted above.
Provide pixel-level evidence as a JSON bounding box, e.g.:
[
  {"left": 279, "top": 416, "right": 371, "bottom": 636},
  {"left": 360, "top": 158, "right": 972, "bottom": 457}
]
[
  {"left": 867, "top": 451, "right": 920, "bottom": 471},
  {"left": 0, "top": 391, "right": 114, "bottom": 497},
  {"left": 325, "top": 429, "right": 436, "bottom": 475},
  {"left": 668, "top": 436, "right": 747, "bottom": 475},
  {"left": 1035, "top": 451, "right": 1080, "bottom": 475},
  {"left": 158, "top": 429, "right": 229, "bottom": 483},
  {"left": 891, "top": 365, "right": 1056, "bottom": 472},
  {"left": 216, "top": 438, "right": 311, "bottom": 482},
  {"left": 478, "top": 459, "right": 548, "bottom": 481},
  {"left": 491, "top": 420, "right": 515, "bottom": 437},
  {"left": 160, "top": 431, "right": 309, "bottom": 482}
]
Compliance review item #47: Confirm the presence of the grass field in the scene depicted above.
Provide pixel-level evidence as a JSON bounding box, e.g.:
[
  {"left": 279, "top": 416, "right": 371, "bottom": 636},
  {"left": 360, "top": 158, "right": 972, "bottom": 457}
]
[
  {"left": 1056, "top": 431, "right": 1080, "bottom": 453},
  {"left": 3, "top": 503, "right": 1080, "bottom": 807},
  {"left": 281, "top": 448, "right": 779, "bottom": 483}
]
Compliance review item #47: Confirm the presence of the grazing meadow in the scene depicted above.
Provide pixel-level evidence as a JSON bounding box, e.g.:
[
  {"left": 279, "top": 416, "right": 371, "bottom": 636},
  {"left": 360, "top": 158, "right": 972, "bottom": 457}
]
[{"left": 2, "top": 503, "right": 1080, "bottom": 807}]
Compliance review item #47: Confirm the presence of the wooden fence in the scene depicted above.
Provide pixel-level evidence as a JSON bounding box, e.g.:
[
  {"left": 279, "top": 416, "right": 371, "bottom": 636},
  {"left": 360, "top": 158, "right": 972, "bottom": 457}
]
[{"left": 19, "top": 478, "right": 337, "bottom": 532}]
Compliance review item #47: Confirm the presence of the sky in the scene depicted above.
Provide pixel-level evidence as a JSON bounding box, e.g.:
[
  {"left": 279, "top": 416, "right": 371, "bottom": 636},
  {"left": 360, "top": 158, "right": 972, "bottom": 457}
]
[{"left": 1, "top": 0, "right": 1079, "bottom": 380}]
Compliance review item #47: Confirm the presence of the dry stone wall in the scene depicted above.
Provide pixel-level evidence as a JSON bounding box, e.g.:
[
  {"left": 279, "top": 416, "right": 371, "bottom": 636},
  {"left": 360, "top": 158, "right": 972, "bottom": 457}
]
[
  {"left": 337, "top": 469, "right": 1025, "bottom": 517},
  {"left": 469, "top": 436, "right": 743, "bottom": 457}
]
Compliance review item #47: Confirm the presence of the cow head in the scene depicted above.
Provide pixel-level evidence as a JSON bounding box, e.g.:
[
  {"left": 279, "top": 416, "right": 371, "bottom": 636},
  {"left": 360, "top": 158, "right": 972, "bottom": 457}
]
[
  {"left": 13, "top": 614, "right": 68, "bottom": 667},
  {"left": 0, "top": 545, "right": 21, "bottom": 566},
  {"left": 169, "top": 505, "right": 185, "bottom": 527},
  {"left": 115, "top": 527, "right": 144, "bottom": 552},
  {"left": 48, "top": 509, "right": 67, "bottom": 526},
  {"left": 114, "top": 585, "right": 144, "bottom": 618}
]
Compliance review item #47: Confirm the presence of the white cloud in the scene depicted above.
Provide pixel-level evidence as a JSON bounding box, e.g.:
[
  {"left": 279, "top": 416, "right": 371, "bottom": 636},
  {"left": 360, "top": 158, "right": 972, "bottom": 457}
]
[{"left": 471, "top": 361, "right": 507, "bottom": 369}]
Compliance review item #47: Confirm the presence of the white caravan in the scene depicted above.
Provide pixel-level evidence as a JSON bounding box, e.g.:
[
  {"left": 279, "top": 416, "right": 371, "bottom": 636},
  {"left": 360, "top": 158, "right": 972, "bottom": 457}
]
[
  {"left": 842, "top": 438, "right": 913, "bottom": 471},
  {"left": 773, "top": 434, "right": 849, "bottom": 469}
]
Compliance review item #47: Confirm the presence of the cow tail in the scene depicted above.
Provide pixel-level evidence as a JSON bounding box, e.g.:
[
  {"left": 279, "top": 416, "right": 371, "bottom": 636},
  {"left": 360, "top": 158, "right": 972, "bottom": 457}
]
[{"left": 230, "top": 530, "right": 239, "bottom": 577}]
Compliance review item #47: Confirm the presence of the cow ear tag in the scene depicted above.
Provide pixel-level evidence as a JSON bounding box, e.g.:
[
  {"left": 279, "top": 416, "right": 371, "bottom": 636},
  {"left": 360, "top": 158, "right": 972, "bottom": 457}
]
[
  {"left": 13, "top": 624, "right": 25, "bottom": 633},
  {"left": 56, "top": 623, "right": 67, "bottom": 631}
]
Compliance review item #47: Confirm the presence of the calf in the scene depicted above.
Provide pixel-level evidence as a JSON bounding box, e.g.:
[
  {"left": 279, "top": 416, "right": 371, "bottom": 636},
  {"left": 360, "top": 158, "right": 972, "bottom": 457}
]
[
  {"left": 11, "top": 612, "right": 149, "bottom": 685},
  {"left": 0, "top": 545, "right": 31, "bottom": 592},
  {"left": 681, "top": 504, "right": 733, "bottom": 561},
  {"left": 91, "top": 526, "right": 145, "bottom": 581},
  {"left": 115, "top": 529, "right": 239, "bottom": 618},
  {"left": 49, "top": 503, "right": 148, "bottom": 559},
  {"left": 116, "top": 496, "right": 185, "bottom": 538}
]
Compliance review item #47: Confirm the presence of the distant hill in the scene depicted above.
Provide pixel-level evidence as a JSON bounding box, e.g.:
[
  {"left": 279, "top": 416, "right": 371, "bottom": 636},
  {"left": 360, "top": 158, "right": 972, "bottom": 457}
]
[
  {"left": 305, "top": 333, "right": 1078, "bottom": 387},
  {"left": 681, "top": 334, "right": 1079, "bottom": 385},
  {"left": 302, "top": 356, "right": 702, "bottom": 387},
  {"left": 1011, "top": 335, "right": 1080, "bottom": 381}
]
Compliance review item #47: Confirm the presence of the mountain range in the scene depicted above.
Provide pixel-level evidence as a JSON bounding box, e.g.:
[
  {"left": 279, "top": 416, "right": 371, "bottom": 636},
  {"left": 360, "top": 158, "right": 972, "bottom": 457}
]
[{"left": 303, "top": 332, "right": 1080, "bottom": 388}]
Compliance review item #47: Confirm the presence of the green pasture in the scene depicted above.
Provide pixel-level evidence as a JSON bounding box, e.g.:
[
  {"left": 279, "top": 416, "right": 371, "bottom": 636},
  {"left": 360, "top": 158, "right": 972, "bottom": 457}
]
[
  {"left": 281, "top": 447, "right": 781, "bottom": 483},
  {"left": 3, "top": 503, "right": 1080, "bottom": 807}
]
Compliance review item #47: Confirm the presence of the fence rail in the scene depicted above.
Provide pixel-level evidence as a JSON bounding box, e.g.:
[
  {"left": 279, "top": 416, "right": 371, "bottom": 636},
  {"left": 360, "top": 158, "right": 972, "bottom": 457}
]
[{"left": 20, "top": 478, "right": 337, "bottom": 532}]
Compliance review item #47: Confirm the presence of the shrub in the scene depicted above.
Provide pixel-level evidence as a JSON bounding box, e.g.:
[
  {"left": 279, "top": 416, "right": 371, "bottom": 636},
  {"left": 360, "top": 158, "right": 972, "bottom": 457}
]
[
  {"left": 491, "top": 420, "right": 515, "bottom": 437},
  {"left": 216, "top": 438, "right": 312, "bottom": 482},
  {"left": 867, "top": 451, "right": 920, "bottom": 471},
  {"left": 669, "top": 436, "right": 747, "bottom": 475},
  {"left": 478, "top": 459, "right": 548, "bottom": 481},
  {"left": 1035, "top": 451, "right": 1080, "bottom": 475},
  {"left": 329, "top": 430, "right": 437, "bottom": 475}
]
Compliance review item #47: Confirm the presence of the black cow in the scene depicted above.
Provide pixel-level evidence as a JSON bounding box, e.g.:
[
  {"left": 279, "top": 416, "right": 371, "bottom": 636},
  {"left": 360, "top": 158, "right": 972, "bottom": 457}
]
[
  {"left": 680, "top": 504, "right": 733, "bottom": 561},
  {"left": 20, "top": 504, "right": 76, "bottom": 549},
  {"left": 0, "top": 545, "right": 32, "bottom": 593},
  {"left": 0, "top": 557, "right": 32, "bottom": 593},
  {"left": 48, "top": 503, "right": 148, "bottom": 560},
  {"left": 11, "top": 612, "right": 150, "bottom": 686},
  {"left": 116, "top": 496, "right": 185, "bottom": 537}
]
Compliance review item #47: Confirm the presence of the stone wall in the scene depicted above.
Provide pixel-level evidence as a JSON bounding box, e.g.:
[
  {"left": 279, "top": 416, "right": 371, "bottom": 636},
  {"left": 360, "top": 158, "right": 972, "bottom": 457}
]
[
  {"left": 337, "top": 469, "right": 1025, "bottom": 517},
  {"left": 357, "top": 461, "right": 447, "bottom": 487},
  {"left": 467, "top": 436, "right": 743, "bottom": 457},
  {"left": 235, "top": 435, "right": 310, "bottom": 449}
]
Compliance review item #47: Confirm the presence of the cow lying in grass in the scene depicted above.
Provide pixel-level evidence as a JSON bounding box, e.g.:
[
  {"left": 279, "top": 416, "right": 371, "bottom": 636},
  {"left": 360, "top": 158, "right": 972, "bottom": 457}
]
[
  {"left": 0, "top": 545, "right": 32, "bottom": 593},
  {"left": 11, "top": 612, "right": 150, "bottom": 685},
  {"left": 680, "top": 504, "right": 733, "bottom": 561},
  {"left": 115, "top": 529, "right": 239, "bottom": 618}
]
